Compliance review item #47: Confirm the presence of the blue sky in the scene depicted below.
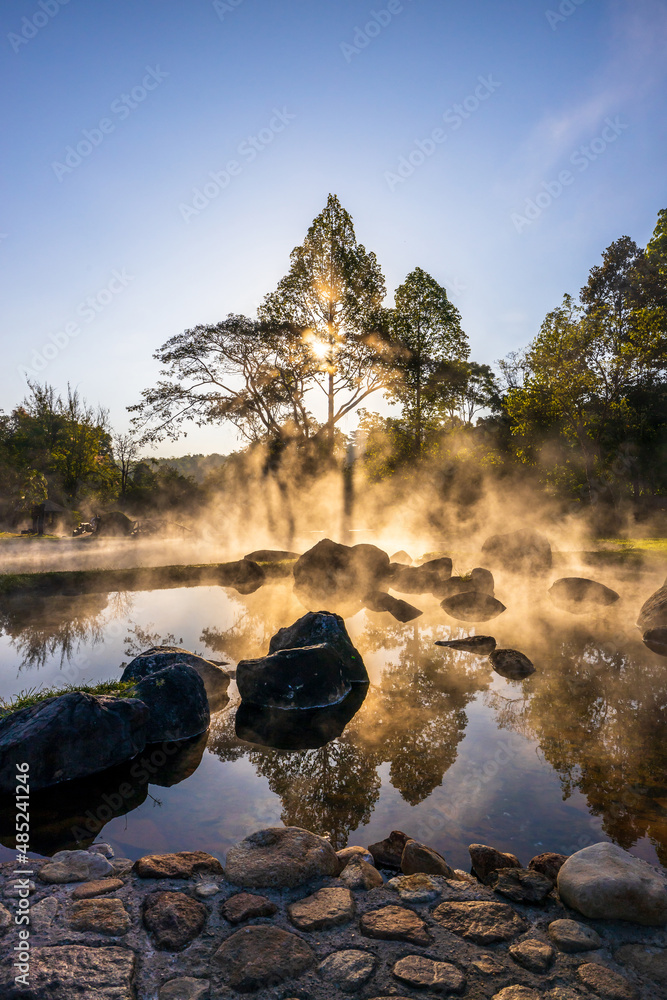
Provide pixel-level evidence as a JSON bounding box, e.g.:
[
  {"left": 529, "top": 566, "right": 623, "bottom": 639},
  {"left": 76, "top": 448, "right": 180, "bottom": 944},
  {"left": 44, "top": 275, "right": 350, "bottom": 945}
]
[{"left": 1, "top": 0, "right": 665, "bottom": 456}]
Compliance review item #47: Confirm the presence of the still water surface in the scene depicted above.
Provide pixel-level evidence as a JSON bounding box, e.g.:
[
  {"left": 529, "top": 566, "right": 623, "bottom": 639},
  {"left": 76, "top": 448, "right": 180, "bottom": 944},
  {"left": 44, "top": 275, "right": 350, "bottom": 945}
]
[{"left": 1, "top": 562, "right": 666, "bottom": 873}]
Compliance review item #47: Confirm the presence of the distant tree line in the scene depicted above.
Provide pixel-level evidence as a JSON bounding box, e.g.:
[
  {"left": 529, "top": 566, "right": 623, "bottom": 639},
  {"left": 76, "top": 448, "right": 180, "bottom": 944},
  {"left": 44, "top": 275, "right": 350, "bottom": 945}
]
[{"left": 2, "top": 197, "right": 665, "bottom": 529}]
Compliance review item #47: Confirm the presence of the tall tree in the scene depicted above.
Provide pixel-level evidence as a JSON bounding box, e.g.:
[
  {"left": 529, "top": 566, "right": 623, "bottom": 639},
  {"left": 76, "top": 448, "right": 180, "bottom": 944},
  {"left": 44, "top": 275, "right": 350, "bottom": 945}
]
[
  {"left": 386, "top": 267, "right": 469, "bottom": 453},
  {"left": 259, "top": 194, "right": 389, "bottom": 449}
]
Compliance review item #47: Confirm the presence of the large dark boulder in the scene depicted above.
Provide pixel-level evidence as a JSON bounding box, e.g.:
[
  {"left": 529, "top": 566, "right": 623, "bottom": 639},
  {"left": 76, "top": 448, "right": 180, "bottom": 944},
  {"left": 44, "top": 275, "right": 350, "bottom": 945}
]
[
  {"left": 121, "top": 646, "right": 230, "bottom": 710},
  {"left": 134, "top": 664, "right": 210, "bottom": 742},
  {"left": 237, "top": 644, "right": 352, "bottom": 709},
  {"left": 440, "top": 592, "right": 506, "bottom": 622},
  {"left": 268, "top": 611, "right": 367, "bottom": 684},
  {"left": 548, "top": 578, "right": 620, "bottom": 614},
  {"left": 364, "top": 591, "right": 423, "bottom": 622},
  {"left": 481, "top": 529, "right": 552, "bottom": 574},
  {"left": 0, "top": 692, "right": 148, "bottom": 794},
  {"left": 293, "top": 538, "right": 389, "bottom": 601},
  {"left": 637, "top": 578, "right": 667, "bottom": 632}
]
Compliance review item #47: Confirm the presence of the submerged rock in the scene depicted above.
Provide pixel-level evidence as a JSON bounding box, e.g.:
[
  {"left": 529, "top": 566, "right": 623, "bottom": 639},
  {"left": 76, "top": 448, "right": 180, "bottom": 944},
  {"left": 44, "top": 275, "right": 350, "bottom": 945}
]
[
  {"left": 224, "top": 826, "right": 341, "bottom": 888},
  {"left": 441, "top": 592, "right": 506, "bottom": 622},
  {"left": 435, "top": 635, "right": 497, "bottom": 654},
  {"left": 557, "top": 841, "right": 667, "bottom": 925},
  {"left": 481, "top": 528, "right": 552, "bottom": 574},
  {"left": 237, "top": 644, "right": 351, "bottom": 710},
  {"left": 121, "top": 646, "right": 230, "bottom": 710},
  {"left": 489, "top": 648, "right": 536, "bottom": 680},
  {"left": 364, "top": 591, "right": 423, "bottom": 622},
  {"left": 549, "top": 577, "right": 620, "bottom": 613},
  {"left": 0, "top": 692, "right": 148, "bottom": 795},
  {"left": 268, "top": 611, "right": 367, "bottom": 684}
]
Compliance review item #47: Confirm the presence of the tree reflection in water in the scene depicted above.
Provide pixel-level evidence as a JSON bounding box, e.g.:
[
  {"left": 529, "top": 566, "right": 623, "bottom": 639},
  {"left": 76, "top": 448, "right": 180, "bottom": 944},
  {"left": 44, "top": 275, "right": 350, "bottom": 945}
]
[
  {"left": 485, "top": 620, "right": 667, "bottom": 865},
  {"left": 208, "top": 613, "right": 492, "bottom": 847},
  {"left": 0, "top": 591, "right": 133, "bottom": 671}
]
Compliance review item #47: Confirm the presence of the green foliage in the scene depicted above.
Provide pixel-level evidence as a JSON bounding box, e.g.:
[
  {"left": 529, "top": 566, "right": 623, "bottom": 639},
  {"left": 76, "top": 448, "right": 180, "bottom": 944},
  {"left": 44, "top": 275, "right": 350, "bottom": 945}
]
[{"left": 0, "top": 679, "right": 137, "bottom": 717}]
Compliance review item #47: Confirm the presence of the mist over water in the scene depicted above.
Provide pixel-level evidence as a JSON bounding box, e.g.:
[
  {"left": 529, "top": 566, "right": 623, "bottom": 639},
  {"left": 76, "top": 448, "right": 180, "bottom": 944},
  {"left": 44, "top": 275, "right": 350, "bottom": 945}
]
[{"left": 1, "top": 471, "right": 665, "bottom": 871}]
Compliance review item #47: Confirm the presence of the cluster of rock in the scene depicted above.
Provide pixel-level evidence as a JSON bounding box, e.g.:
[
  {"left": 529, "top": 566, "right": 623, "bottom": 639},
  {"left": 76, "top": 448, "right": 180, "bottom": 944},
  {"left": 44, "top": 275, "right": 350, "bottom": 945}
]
[
  {"left": 1, "top": 827, "right": 666, "bottom": 999},
  {"left": 435, "top": 634, "right": 537, "bottom": 680},
  {"left": 0, "top": 646, "right": 231, "bottom": 796}
]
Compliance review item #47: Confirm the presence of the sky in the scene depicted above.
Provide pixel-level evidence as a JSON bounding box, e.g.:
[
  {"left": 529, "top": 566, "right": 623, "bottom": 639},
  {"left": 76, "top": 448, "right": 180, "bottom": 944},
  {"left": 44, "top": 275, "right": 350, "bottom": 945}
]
[{"left": 1, "top": 0, "right": 666, "bottom": 456}]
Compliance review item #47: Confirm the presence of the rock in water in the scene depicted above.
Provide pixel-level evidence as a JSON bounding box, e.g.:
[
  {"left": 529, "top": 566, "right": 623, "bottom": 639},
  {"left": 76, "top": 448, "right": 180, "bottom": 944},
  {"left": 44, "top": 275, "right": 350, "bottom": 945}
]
[
  {"left": 0, "top": 692, "right": 147, "bottom": 795},
  {"left": 481, "top": 528, "right": 552, "bottom": 574},
  {"left": 364, "top": 591, "right": 423, "bottom": 622},
  {"left": 368, "top": 830, "right": 411, "bottom": 869},
  {"left": 489, "top": 649, "right": 535, "bottom": 679},
  {"left": 236, "top": 644, "right": 351, "bottom": 709},
  {"left": 435, "top": 635, "right": 497, "bottom": 654},
  {"left": 548, "top": 577, "right": 620, "bottom": 614},
  {"left": 224, "top": 827, "right": 341, "bottom": 888},
  {"left": 390, "top": 550, "right": 413, "bottom": 564},
  {"left": 557, "top": 841, "right": 667, "bottom": 925},
  {"left": 235, "top": 686, "right": 367, "bottom": 751},
  {"left": 441, "top": 592, "right": 506, "bottom": 622},
  {"left": 121, "top": 646, "right": 230, "bottom": 709},
  {"left": 293, "top": 538, "right": 389, "bottom": 600},
  {"left": 401, "top": 840, "right": 456, "bottom": 878},
  {"left": 638, "top": 580, "right": 667, "bottom": 631},
  {"left": 133, "top": 664, "right": 210, "bottom": 742},
  {"left": 643, "top": 627, "right": 667, "bottom": 656},
  {"left": 392, "top": 558, "right": 453, "bottom": 594},
  {"left": 470, "top": 566, "right": 495, "bottom": 593},
  {"left": 469, "top": 844, "right": 521, "bottom": 883},
  {"left": 268, "top": 611, "right": 367, "bottom": 684},
  {"left": 216, "top": 558, "right": 266, "bottom": 594}
]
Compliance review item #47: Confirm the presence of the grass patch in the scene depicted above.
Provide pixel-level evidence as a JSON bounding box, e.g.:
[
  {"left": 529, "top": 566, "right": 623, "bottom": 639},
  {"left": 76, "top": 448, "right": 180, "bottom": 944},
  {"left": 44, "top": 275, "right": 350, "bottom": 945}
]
[
  {"left": 600, "top": 538, "right": 667, "bottom": 553},
  {"left": 0, "top": 679, "right": 137, "bottom": 718}
]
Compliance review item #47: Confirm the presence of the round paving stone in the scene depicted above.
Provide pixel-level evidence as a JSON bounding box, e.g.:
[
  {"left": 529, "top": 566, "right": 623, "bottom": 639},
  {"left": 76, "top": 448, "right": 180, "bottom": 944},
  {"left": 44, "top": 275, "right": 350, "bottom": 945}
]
[
  {"left": 548, "top": 918, "right": 602, "bottom": 953},
  {"left": 360, "top": 905, "right": 431, "bottom": 945},
  {"left": 387, "top": 873, "right": 445, "bottom": 903},
  {"left": 213, "top": 925, "right": 315, "bottom": 991},
  {"left": 224, "top": 826, "right": 341, "bottom": 888},
  {"left": 288, "top": 887, "right": 355, "bottom": 931},
  {"left": 615, "top": 943, "right": 667, "bottom": 987},
  {"left": 318, "top": 949, "right": 377, "bottom": 991},
  {"left": 142, "top": 891, "right": 207, "bottom": 951},
  {"left": 432, "top": 901, "right": 527, "bottom": 944},
  {"left": 31, "top": 896, "right": 59, "bottom": 933},
  {"left": 492, "top": 988, "right": 541, "bottom": 1000},
  {"left": 471, "top": 953, "right": 505, "bottom": 975},
  {"left": 576, "top": 963, "right": 639, "bottom": 1000},
  {"left": 393, "top": 954, "right": 466, "bottom": 994},
  {"left": 508, "top": 937, "right": 555, "bottom": 972},
  {"left": 221, "top": 892, "right": 278, "bottom": 924},
  {"left": 339, "top": 859, "right": 384, "bottom": 889}
]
